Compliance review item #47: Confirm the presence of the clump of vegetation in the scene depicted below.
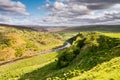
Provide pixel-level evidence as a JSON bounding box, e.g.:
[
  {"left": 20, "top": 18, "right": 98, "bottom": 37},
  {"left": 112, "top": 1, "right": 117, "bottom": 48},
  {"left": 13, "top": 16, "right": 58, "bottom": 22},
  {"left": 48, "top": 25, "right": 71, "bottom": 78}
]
[
  {"left": 0, "top": 26, "right": 62, "bottom": 61},
  {"left": 57, "top": 35, "right": 85, "bottom": 68}
]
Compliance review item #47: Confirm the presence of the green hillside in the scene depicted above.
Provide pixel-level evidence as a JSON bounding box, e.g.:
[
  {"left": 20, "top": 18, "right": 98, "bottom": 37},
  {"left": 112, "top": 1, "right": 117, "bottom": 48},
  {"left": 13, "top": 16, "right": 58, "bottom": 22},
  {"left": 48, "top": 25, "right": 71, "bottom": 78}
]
[
  {"left": 53, "top": 32, "right": 120, "bottom": 79},
  {"left": 0, "top": 26, "right": 62, "bottom": 61},
  {"left": 0, "top": 32, "right": 120, "bottom": 80}
]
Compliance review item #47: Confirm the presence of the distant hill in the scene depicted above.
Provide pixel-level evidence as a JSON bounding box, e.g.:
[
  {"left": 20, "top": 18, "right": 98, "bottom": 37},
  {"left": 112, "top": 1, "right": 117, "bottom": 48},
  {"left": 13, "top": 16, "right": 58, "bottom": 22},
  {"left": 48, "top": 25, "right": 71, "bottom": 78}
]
[
  {"left": 0, "top": 23, "right": 47, "bottom": 32},
  {"left": 40, "top": 25, "right": 120, "bottom": 32},
  {"left": 62, "top": 25, "right": 120, "bottom": 32},
  {"left": 1, "top": 24, "right": 120, "bottom": 32}
]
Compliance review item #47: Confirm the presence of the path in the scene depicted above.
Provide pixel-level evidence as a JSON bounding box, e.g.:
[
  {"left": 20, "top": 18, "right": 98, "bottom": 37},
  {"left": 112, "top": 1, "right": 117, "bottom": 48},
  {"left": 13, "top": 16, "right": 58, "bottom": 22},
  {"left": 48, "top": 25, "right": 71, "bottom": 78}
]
[{"left": 0, "top": 42, "right": 71, "bottom": 66}]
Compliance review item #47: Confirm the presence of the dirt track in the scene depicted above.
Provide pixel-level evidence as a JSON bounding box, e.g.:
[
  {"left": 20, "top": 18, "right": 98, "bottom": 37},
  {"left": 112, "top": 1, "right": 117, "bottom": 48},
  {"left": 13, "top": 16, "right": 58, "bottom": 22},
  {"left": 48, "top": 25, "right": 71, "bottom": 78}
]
[{"left": 0, "top": 42, "right": 71, "bottom": 66}]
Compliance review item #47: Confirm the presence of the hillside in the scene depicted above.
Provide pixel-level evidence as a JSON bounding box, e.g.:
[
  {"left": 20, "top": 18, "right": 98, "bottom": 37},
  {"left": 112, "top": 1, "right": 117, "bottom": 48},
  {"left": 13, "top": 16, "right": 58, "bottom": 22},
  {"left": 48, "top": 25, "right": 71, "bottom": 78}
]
[
  {"left": 63, "top": 25, "right": 120, "bottom": 32},
  {"left": 1, "top": 24, "right": 120, "bottom": 32},
  {"left": 0, "top": 32, "right": 120, "bottom": 80},
  {"left": 45, "top": 25, "right": 120, "bottom": 32},
  {"left": 0, "top": 25, "right": 62, "bottom": 61},
  {"left": 52, "top": 32, "right": 120, "bottom": 79}
]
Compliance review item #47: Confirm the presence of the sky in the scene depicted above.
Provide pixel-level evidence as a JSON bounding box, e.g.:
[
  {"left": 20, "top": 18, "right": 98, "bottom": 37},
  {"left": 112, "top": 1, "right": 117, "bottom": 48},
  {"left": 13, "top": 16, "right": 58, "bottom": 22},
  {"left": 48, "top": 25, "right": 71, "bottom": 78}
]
[{"left": 0, "top": 0, "right": 120, "bottom": 26}]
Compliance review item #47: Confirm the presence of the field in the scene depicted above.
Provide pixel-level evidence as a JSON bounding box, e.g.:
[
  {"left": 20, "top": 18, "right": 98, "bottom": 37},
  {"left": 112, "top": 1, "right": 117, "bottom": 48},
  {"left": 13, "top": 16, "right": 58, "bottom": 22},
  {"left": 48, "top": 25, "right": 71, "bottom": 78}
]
[
  {"left": 0, "top": 31, "right": 120, "bottom": 80},
  {"left": 54, "top": 32, "right": 78, "bottom": 41}
]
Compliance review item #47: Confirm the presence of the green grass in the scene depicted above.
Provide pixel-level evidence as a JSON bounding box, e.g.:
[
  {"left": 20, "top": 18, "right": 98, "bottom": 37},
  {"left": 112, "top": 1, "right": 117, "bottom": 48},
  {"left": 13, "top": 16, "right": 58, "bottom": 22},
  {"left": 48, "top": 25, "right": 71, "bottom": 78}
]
[
  {"left": 0, "top": 52, "right": 58, "bottom": 80},
  {"left": 72, "top": 57, "right": 120, "bottom": 80},
  {"left": 0, "top": 31, "right": 120, "bottom": 80},
  {"left": 101, "top": 32, "right": 120, "bottom": 38},
  {"left": 44, "top": 32, "right": 120, "bottom": 80}
]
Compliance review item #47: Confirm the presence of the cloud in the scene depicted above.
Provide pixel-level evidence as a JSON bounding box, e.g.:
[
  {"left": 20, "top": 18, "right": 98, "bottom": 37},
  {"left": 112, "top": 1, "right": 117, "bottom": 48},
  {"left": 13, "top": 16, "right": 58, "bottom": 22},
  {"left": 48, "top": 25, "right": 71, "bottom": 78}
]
[
  {"left": 86, "top": 3, "right": 114, "bottom": 10},
  {"left": 70, "top": 0, "right": 120, "bottom": 10},
  {"left": 0, "top": 0, "right": 29, "bottom": 15},
  {"left": 39, "top": 0, "right": 120, "bottom": 25},
  {"left": 0, "top": 14, "right": 12, "bottom": 23},
  {"left": 44, "top": 1, "right": 92, "bottom": 21},
  {"left": 1, "top": 0, "right": 119, "bottom": 26},
  {"left": 76, "top": 0, "right": 120, "bottom": 3},
  {"left": 71, "top": 11, "right": 120, "bottom": 24},
  {"left": 104, "top": 11, "right": 120, "bottom": 20}
]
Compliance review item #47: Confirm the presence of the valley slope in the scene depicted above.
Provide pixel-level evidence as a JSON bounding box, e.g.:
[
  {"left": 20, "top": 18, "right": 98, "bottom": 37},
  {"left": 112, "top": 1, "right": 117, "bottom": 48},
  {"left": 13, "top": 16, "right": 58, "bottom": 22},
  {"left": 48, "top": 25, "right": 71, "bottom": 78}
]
[
  {"left": 0, "top": 25, "right": 62, "bottom": 61},
  {"left": 0, "top": 31, "right": 120, "bottom": 80}
]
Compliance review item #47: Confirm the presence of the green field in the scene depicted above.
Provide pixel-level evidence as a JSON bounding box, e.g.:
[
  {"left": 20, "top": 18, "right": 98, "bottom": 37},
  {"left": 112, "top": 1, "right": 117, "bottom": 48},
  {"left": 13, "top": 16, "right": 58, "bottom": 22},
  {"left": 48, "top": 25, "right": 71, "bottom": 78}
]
[
  {"left": 54, "top": 32, "right": 78, "bottom": 41},
  {"left": 0, "top": 31, "right": 120, "bottom": 80}
]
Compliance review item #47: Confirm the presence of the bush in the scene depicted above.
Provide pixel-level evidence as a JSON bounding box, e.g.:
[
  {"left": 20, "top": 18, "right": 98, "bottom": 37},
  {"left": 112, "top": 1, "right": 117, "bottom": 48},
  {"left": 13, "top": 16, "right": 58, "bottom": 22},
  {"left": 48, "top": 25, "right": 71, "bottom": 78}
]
[
  {"left": 57, "top": 35, "right": 86, "bottom": 68},
  {"left": 57, "top": 45, "right": 81, "bottom": 68},
  {"left": 15, "top": 47, "right": 24, "bottom": 57},
  {"left": 0, "top": 38, "right": 11, "bottom": 47}
]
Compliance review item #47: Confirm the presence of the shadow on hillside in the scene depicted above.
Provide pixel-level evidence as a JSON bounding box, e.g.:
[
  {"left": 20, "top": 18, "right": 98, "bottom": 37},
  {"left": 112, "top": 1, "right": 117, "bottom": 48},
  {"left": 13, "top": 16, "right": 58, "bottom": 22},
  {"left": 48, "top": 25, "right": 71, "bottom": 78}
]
[
  {"left": 18, "top": 46, "right": 120, "bottom": 80},
  {"left": 75, "top": 47, "right": 120, "bottom": 71},
  {"left": 18, "top": 62, "right": 58, "bottom": 80}
]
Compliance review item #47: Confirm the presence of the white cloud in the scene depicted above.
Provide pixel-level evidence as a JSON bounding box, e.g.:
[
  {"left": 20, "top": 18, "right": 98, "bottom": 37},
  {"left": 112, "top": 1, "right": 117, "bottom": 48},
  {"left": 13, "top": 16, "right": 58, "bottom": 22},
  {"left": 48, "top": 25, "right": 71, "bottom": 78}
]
[
  {"left": 0, "top": 0, "right": 29, "bottom": 15},
  {"left": 53, "top": 1, "right": 67, "bottom": 10},
  {"left": 1, "top": 0, "right": 120, "bottom": 26},
  {"left": 39, "top": 0, "right": 120, "bottom": 25},
  {"left": 112, "top": 4, "right": 120, "bottom": 8},
  {"left": 0, "top": 14, "right": 13, "bottom": 23}
]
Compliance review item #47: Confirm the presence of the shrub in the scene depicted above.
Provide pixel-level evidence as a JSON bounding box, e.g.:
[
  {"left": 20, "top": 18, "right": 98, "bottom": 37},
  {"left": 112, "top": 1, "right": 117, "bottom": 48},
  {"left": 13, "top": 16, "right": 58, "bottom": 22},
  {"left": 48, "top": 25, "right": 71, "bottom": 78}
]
[
  {"left": 15, "top": 47, "right": 24, "bottom": 57},
  {"left": 0, "top": 38, "right": 11, "bottom": 47},
  {"left": 57, "top": 45, "right": 81, "bottom": 68}
]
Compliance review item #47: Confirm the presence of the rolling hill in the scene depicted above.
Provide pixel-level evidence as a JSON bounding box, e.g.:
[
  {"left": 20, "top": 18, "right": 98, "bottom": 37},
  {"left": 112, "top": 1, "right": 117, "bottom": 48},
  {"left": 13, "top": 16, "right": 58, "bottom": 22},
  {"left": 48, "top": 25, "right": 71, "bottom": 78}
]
[
  {"left": 42, "top": 25, "right": 120, "bottom": 32},
  {"left": 62, "top": 25, "right": 120, "bottom": 32},
  {"left": 0, "top": 25, "right": 62, "bottom": 61},
  {"left": 0, "top": 31, "right": 120, "bottom": 80}
]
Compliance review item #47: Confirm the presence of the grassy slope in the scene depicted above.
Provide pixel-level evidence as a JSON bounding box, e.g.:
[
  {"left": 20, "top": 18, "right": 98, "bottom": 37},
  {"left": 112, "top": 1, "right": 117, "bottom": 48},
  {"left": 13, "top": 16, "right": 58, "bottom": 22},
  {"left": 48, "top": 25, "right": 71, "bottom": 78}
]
[
  {"left": 101, "top": 32, "right": 120, "bottom": 38},
  {"left": 72, "top": 57, "right": 120, "bottom": 80},
  {"left": 0, "top": 26, "right": 62, "bottom": 61},
  {"left": 70, "top": 32, "right": 120, "bottom": 80},
  {"left": 44, "top": 32, "right": 120, "bottom": 80},
  {"left": 0, "top": 52, "right": 58, "bottom": 80},
  {"left": 0, "top": 32, "right": 120, "bottom": 80}
]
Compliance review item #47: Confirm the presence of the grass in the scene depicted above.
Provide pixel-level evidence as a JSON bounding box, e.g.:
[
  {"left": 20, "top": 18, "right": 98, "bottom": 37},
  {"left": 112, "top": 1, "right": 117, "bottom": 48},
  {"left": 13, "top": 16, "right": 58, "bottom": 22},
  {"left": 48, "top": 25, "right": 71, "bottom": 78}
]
[
  {"left": 0, "top": 31, "right": 120, "bottom": 80},
  {"left": 72, "top": 57, "right": 120, "bottom": 80},
  {"left": 44, "top": 32, "right": 120, "bottom": 80},
  {"left": 52, "top": 32, "right": 78, "bottom": 41},
  {"left": 0, "top": 26, "right": 62, "bottom": 61},
  {"left": 101, "top": 32, "right": 120, "bottom": 38},
  {"left": 0, "top": 52, "right": 58, "bottom": 80}
]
